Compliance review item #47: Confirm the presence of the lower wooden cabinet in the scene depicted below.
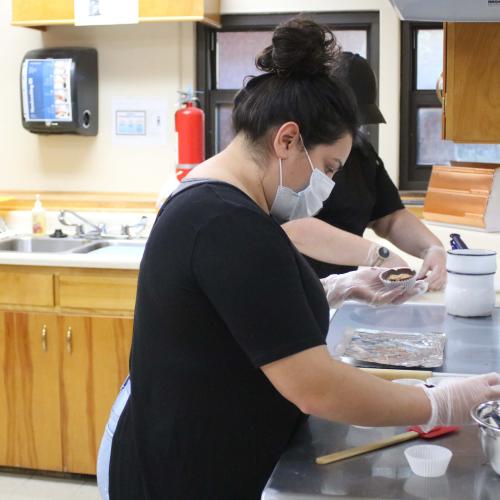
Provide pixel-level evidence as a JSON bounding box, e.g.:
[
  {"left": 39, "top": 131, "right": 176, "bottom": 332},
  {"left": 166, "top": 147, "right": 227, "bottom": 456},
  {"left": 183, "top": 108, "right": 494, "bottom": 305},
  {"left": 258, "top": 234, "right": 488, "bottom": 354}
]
[
  {"left": 60, "top": 315, "right": 132, "bottom": 474},
  {"left": 0, "top": 312, "right": 61, "bottom": 471},
  {"left": 0, "top": 310, "right": 133, "bottom": 474}
]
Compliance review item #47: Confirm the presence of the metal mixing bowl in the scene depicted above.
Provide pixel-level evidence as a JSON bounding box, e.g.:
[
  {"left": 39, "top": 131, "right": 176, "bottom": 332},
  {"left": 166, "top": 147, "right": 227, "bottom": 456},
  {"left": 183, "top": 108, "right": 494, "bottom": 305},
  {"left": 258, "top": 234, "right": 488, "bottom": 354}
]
[{"left": 471, "top": 400, "right": 500, "bottom": 475}]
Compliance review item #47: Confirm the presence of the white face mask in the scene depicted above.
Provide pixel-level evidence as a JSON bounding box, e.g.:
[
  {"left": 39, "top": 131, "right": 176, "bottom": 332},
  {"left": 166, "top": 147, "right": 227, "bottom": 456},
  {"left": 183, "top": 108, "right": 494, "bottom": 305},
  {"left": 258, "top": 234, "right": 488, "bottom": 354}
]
[{"left": 270, "top": 143, "right": 335, "bottom": 222}]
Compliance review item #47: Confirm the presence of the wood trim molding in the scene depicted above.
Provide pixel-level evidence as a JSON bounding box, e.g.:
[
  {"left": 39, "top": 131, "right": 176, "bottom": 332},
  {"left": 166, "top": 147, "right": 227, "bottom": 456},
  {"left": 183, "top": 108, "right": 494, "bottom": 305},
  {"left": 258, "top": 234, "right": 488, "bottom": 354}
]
[
  {"left": 0, "top": 191, "right": 423, "bottom": 217},
  {"left": 0, "top": 191, "right": 158, "bottom": 213}
]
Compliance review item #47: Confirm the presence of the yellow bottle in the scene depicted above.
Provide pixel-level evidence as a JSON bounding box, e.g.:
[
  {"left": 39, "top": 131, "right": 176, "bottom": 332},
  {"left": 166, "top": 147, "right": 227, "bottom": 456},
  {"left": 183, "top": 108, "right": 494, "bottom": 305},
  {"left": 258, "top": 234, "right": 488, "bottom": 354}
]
[{"left": 32, "top": 194, "right": 46, "bottom": 236}]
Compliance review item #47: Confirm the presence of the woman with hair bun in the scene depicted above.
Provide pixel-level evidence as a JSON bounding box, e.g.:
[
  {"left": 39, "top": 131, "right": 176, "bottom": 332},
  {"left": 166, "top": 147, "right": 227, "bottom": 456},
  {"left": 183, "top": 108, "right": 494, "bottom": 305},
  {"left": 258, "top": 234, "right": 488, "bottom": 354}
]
[{"left": 97, "top": 17, "right": 500, "bottom": 500}]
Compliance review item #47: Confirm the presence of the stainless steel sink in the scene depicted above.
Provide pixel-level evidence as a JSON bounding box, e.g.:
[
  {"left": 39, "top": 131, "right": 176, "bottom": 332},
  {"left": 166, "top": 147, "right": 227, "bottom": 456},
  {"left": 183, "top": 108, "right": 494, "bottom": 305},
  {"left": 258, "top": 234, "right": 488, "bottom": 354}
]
[
  {"left": 0, "top": 237, "right": 91, "bottom": 253},
  {"left": 73, "top": 240, "right": 146, "bottom": 254},
  {"left": 0, "top": 236, "right": 147, "bottom": 255}
]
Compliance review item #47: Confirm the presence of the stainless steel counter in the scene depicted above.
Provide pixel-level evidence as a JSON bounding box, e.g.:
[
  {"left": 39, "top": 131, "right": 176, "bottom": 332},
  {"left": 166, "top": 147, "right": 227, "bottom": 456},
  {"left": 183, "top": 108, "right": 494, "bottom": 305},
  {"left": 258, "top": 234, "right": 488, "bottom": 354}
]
[
  {"left": 263, "top": 303, "right": 500, "bottom": 499},
  {"left": 326, "top": 302, "right": 500, "bottom": 374}
]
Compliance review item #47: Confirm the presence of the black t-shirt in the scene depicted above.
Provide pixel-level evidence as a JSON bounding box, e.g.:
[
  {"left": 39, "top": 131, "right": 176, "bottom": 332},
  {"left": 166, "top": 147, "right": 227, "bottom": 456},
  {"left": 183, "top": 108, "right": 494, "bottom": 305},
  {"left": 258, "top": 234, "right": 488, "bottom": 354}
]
[
  {"left": 109, "top": 182, "right": 329, "bottom": 500},
  {"left": 306, "top": 139, "right": 404, "bottom": 278}
]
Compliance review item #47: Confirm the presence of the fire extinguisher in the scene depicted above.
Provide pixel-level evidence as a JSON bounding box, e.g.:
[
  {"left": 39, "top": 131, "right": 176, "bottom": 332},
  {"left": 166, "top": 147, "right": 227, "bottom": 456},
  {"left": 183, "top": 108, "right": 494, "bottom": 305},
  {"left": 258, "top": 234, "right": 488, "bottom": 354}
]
[{"left": 175, "top": 90, "right": 205, "bottom": 181}]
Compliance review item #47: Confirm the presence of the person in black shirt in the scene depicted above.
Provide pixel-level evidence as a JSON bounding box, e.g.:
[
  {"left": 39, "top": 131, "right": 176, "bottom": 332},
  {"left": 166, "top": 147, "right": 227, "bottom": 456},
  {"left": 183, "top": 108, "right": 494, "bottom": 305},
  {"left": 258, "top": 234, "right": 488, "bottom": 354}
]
[
  {"left": 283, "top": 53, "right": 447, "bottom": 290},
  {"left": 97, "top": 19, "right": 500, "bottom": 500}
]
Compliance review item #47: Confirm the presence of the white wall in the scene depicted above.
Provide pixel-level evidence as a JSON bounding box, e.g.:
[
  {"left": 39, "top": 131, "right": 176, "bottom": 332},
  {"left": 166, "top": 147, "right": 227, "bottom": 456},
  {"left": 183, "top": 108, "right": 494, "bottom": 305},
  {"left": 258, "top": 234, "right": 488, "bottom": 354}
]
[
  {"left": 221, "top": 0, "right": 401, "bottom": 184},
  {"left": 0, "top": 0, "right": 400, "bottom": 193},
  {"left": 1, "top": 3, "right": 43, "bottom": 189},
  {"left": 0, "top": 1, "right": 195, "bottom": 193}
]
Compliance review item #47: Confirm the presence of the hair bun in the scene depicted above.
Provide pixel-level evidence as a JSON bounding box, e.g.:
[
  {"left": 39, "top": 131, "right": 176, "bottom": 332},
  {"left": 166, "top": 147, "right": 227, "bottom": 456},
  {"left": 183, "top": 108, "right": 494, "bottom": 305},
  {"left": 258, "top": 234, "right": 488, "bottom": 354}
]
[{"left": 256, "top": 17, "right": 339, "bottom": 78}]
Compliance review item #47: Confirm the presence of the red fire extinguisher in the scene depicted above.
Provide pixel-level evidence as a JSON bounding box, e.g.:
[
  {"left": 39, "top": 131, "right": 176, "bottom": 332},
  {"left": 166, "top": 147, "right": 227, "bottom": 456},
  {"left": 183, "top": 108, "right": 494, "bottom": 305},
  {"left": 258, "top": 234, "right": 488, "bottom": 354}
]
[{"left": 175, "top": 90, "right": 205, "bottom": 181}]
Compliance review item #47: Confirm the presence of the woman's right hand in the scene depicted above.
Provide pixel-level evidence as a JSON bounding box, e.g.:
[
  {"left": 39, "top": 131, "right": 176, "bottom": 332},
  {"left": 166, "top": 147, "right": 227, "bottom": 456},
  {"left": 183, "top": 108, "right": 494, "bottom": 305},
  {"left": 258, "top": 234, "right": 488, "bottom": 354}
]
[{"left": 421, "top": 373, "right": 500, "bottom": 427}]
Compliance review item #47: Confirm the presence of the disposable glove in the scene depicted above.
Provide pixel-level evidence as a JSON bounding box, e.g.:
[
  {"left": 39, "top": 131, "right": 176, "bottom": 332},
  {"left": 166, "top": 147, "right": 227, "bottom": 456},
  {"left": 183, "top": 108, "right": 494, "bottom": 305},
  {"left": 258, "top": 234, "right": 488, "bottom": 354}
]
[
  {"left": 320, "top": 267, "right": 428, "bottom": 309},
  {"left": 365, "top": 242, "right": 408, "bottom": 268},
  {"left": 417, "top": 245, "right": 447, "bottom": 291},
  {"left": 421, "top": 373, "right": 500, "bottom": 428}
]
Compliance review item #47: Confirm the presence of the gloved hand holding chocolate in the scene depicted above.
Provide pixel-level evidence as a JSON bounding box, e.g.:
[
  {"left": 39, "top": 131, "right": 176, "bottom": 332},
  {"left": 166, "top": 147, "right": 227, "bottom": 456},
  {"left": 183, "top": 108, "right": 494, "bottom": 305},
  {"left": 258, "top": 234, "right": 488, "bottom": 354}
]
[{"left": 320, "top": 267, "right": 428, "bottom": 309}]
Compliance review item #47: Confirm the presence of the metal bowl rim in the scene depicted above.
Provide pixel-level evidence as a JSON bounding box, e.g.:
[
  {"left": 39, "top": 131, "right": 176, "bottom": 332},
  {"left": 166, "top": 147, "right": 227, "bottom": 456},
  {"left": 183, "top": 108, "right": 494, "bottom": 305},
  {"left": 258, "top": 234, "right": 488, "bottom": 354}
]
[{"left": 471, "top": 400, "right": 500, "bottom": 433}]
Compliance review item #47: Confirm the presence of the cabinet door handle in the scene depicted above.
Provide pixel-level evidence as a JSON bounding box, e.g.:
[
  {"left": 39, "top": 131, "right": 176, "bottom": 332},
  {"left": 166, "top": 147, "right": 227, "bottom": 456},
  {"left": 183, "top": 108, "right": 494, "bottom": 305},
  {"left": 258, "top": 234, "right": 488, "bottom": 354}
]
[
  {"left": 66, "top": 326, "right": 73, "bottom": 354},
  {"left": 41, "top": 324, "right": 48, "bottom": 352}
]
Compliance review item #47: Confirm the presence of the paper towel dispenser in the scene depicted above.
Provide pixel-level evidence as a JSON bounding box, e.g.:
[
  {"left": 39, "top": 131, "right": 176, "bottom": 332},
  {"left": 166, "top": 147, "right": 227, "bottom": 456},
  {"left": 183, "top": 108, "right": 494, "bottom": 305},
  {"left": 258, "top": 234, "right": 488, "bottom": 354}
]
[{"left": 21, "top": 47, "right": 98, "bottom": 135}]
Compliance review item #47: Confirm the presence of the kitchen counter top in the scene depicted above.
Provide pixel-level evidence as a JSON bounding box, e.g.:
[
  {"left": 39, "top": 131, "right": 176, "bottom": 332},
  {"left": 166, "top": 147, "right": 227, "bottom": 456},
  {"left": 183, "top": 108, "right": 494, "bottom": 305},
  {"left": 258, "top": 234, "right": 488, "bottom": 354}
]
[
  {"left": 263, "top": 303, "right": 500, "bottom": 499},
  {"left": 365, "top": 221, "right": 500, "bottom": 275},
  {"left": 263, "top": 420, "right": 499, "bottom": 500},
  {"left": 327, "top": 302, "right": 500, "bottom": 375},
  {"left": 0, "top": 249, "right": 144, "bottom": 269}
]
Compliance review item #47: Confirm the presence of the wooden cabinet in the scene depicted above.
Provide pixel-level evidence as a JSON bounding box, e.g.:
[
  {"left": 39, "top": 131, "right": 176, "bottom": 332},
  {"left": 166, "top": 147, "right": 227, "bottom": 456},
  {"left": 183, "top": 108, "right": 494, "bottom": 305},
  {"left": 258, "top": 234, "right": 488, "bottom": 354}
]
[
  {"left": 60, "top": 315, "right": 132, "bottom": 474},
  {"left": 11, "top": 0, "right": 220, "bottom": 27},
  {"left": 58, "top": 273, "right": 137, "bottom": 312},
  {"left": 0, "top": 312, "right": 61, "bottom": 471},
  {"left": 12, "top": 0, "right": 73, "bottom": 25},
  {"left": 0, "top": 270, "right": 54, "bottom": 307},
  {"left": 0, "top": 265, "right": 136, "bottom": 474},
  {"left": 443, "top": 23, "right": 500, "bottom": 143}
]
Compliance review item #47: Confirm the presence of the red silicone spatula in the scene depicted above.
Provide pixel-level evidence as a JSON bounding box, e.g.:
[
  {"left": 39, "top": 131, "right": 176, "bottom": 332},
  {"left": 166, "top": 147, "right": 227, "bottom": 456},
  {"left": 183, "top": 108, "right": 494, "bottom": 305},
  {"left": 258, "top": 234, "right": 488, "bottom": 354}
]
[{"left": 316, "top": 425, "right": 459, "bottom": 465}]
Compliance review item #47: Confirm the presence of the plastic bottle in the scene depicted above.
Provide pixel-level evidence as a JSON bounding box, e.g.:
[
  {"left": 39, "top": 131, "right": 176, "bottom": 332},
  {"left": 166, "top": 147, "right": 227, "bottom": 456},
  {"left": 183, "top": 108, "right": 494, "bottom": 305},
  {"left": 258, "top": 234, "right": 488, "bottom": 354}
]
[{"left": 32, "top": 194, "right": 46, "bottom": 235}]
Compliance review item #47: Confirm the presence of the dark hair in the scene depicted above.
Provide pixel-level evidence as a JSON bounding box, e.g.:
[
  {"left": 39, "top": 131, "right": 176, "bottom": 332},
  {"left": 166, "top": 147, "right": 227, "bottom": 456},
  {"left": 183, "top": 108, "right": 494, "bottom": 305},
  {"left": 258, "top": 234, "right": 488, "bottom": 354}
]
[{"left": 232, "top": 17, "right": 358, "bottom": 153}]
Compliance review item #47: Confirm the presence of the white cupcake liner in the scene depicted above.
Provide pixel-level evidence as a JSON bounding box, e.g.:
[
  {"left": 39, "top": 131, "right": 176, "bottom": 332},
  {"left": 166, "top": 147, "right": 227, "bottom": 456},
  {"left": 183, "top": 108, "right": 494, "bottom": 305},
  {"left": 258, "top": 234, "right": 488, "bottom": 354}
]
[
  {"left": 379, "top": 267, "right": 417, "bottom": 290},
  {"left": 404, "top": 444, "right": 452, "bottom": 477}
]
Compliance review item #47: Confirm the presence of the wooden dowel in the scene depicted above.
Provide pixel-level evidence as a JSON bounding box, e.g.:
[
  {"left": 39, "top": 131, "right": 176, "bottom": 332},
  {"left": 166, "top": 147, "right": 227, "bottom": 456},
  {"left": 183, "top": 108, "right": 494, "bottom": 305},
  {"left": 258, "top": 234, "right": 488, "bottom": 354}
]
[
  {"left": 359, "top": 368, "right": 432, "bottom": 381},
  {"left": 316, "top": 431, "right": 419, "bottom": 465}
]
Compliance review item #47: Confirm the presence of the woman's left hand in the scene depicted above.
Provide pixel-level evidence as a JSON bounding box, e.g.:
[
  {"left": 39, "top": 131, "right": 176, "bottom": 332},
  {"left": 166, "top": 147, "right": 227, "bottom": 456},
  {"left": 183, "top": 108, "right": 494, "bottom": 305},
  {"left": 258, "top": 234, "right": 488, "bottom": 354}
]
[
  {"left": 417, "top": 246, "right": 447, "bottom": 291},
  {"left": 321, "top": 267, "right": 428, "bottom": 308}
]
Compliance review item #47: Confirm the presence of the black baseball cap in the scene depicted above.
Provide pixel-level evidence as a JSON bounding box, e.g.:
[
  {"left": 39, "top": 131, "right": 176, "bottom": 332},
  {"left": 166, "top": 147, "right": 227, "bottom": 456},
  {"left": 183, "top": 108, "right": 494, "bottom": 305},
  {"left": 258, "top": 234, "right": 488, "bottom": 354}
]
[{"left": 339, "top": 52, "right": 386, "bottom": 125}]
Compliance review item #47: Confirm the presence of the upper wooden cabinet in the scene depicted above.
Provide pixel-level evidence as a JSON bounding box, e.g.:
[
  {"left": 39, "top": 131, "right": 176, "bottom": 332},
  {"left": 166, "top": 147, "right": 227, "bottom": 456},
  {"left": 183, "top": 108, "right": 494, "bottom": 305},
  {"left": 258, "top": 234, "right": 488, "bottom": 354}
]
[
  {"left": 443, "top": 23, "right": 500, "bottom": 143},
  {"left": 11, "top": 0, "right": 220, "bottom": 27}
]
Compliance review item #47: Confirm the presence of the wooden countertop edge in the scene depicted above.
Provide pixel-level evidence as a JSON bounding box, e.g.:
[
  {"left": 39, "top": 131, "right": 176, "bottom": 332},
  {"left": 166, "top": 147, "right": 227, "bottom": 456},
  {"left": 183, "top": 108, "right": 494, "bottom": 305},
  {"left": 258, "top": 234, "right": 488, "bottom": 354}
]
[
  {"left": 0, "top": 191, "right": 158, "bottom": 212},
  {"left": 0, "top": 263, "right": 138, "bottom": 275},
  {"left": 0, "top": 191, "right": 423, "bottom": 218}
]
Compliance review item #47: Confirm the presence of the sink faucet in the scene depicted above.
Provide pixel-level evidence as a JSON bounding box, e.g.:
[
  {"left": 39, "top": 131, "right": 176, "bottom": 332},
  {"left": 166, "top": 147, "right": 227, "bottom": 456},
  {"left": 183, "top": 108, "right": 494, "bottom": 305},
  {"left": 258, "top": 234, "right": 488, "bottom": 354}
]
[
  {"left": 58, "top": 210, "right": 102, "bottom": 237},
  {"left": 121, "top": 216, "right": 148, "bottom": 238},
  {"left": 58, "top": 211, "right": 148, "bottom": 239}
]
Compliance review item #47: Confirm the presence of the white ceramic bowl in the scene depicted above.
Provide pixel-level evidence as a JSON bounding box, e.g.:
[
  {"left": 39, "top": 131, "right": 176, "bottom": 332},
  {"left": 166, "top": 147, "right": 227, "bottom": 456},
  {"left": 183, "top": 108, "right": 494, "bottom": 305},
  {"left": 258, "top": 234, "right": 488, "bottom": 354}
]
[
  {"left": 404, "top": 444, "right": 453, "bottom": 477},
  {"left": 446, "top": 249, "right": 497, "bottom": 275}
]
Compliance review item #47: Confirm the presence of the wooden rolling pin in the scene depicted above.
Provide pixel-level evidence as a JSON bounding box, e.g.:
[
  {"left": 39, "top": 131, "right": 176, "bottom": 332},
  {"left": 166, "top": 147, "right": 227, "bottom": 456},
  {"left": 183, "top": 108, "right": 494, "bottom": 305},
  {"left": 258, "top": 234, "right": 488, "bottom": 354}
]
[
  {"left": 316, "top": 430, "right": 419, "bottom": 465},
  {"left": 359, "top": 368, "right": 470, "bottom": 381},
  {"left": 359, "top": 368, "right": 431, "bottom": 380}
]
